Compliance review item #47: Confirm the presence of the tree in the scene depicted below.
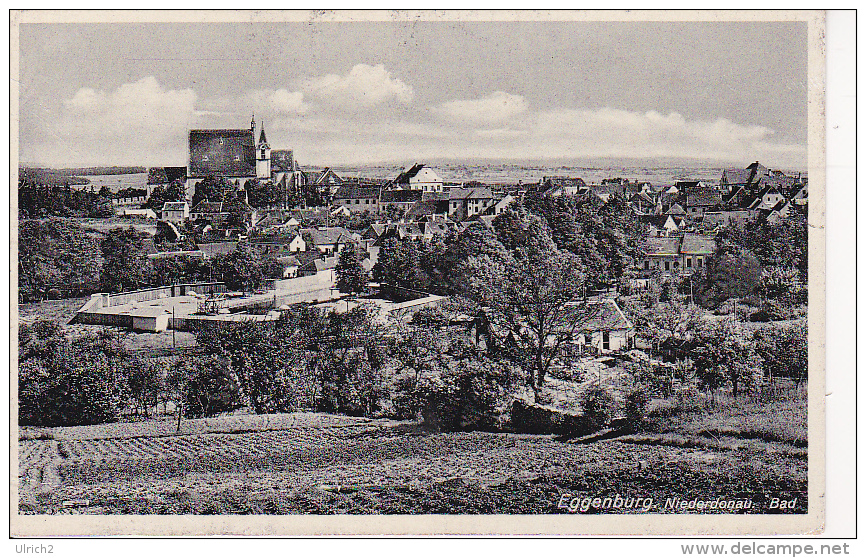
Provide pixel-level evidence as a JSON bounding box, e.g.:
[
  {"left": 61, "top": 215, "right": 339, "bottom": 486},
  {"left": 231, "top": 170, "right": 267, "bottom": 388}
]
[
  {"left": 18, "top": 218, "right": 102, "bottom": 301},
  {"left": 754, "top": 322, "right": 808, "bottom": 386},
  {"left": 463, "top": 223, "right": 597, "bottom": 400},
  {"left": 372, "top": 238, "right": 425, "bottom": 291},
  {"left": 18, "top": 323, "right": 132, "bottom": 426},
  {"left": 697, "top": 245, "right": 762, "bottom": 308},
  {"left": 210, "top": 246, "right": 267, "bottom": 292},
  {"left": 691, "top": 319, "right": 763, "bottom": 398},
  {"left": 336, "top": 242, "right": 367, "bottom": 295},
  {"left": 100, "top": 227, "right": 153, "bottom": 292}
]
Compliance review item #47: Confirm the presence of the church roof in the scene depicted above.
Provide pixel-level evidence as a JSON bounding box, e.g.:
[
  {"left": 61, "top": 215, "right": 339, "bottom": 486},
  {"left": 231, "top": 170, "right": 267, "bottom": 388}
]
[{"left": 188, "top": 129, "right": 256, "bottom": 178}]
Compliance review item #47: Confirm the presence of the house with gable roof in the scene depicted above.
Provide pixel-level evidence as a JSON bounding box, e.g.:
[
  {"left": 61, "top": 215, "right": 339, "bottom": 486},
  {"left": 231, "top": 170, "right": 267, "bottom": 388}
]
[{"left": 392, "top": 164, "right": 444, "bottom": 193}]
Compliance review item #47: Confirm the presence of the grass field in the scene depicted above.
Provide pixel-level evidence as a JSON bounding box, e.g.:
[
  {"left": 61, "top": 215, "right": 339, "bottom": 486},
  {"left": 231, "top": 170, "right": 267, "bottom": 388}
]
[{"left": 19, "top": 396, "right": 808, "bottom": 515}]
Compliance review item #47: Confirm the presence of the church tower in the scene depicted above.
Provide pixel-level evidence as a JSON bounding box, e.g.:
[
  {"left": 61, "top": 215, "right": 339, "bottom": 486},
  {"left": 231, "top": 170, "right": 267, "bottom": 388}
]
[{"left": 256, "top": 121, "right": 271, "bottom": 180}]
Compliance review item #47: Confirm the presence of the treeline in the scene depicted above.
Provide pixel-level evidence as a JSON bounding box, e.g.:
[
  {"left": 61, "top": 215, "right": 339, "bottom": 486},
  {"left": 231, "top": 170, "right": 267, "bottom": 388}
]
[
  {"left": 18, "top": 181, "right": 114, "bottom": 218},
  {"left": 691, "top": 212, "right": 808, "bottom": 314},
  {"left": 373, "top": 195, "right": 645, "bottom": 297},
  {"left": 19, "top": 304, "right": 806, "bottom": 430},
  {"left": 18, "top": 218, "right": 283, "bottom": 301}
]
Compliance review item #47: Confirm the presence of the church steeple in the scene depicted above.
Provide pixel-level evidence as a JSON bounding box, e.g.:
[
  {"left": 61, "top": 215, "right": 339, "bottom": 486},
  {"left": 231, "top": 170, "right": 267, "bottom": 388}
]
[
  {"left": 250, "top": 114, "right": 256, "bottom": 134},
  {"left": 258, "top": 122, "right": 269, "bottom": 147},
  {"left": 255, "top": 120, "right": 271, "bottom": 180}
]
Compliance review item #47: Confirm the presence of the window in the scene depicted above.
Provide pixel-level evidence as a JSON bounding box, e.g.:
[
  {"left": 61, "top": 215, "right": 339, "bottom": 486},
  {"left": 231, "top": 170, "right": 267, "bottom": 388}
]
[
  {"left": 602, "top": 331, "right": 610, "bottom": 351},
  {"left": 697, "top": 258, "right": 703, "bottom": 268},
  {"left": 355, "top": 200, "right": 360, "bottom": 205},
  {"left": 664, "top": 261, "right": 670, "bottom": 271},
  {"left": 687, "top": 257, "right": 692, "bottom": 268},
  {"left": 644, "top": 261, "right": 649, "bottom": 270}
]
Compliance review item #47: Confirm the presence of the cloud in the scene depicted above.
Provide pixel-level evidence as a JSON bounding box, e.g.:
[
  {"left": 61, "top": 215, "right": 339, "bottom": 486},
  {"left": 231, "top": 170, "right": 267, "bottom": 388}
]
[
  {"left": 301, "top": 63, "right": 414, "bottom": 108},
  {"left": 433, "top": 91, "right": 528, "bottom": 124},
  {"left": 530, "top": 107, "right": 804, "bottom": 164},
  {"left": 45, "top": 76, "right": 197, "bottom": 165},
  {"left": 242, "top": 89, "right": 308, "bottom": 114}
]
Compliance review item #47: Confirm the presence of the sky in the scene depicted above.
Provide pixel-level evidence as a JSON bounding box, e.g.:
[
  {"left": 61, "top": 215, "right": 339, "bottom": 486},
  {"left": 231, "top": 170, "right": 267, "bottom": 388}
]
[{"left": 17, "top": 19, "right": 809, "bottom": 170}]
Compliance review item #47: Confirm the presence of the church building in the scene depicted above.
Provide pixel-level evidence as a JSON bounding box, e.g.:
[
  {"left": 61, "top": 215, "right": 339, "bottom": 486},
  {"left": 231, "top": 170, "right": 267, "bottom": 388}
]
[{"left": 186, "top": 116, "right": 307, "bottom": 206}]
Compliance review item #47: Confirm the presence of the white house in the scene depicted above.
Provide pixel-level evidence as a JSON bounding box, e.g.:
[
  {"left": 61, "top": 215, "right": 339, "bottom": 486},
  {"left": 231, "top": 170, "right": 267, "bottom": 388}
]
[
  {"left": 161, "top": 201, "right": 190, "bottom": 225},
  {"left": 393, "top": 164, "right": 444, "bottom": 193}
]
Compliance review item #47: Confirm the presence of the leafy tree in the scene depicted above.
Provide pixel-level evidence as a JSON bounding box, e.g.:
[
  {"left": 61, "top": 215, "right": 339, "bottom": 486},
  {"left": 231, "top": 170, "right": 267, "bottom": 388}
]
[
  {"left": 210, "top": 246, "right": 267, "bottom": 292},
  {"left": 691, "top": 318, "right": 763, "bottom": 397},
  {"left": 18, "top": 323, "right": 132, "bottom": 426},
  {"left": 183, "top": 354, "right": 243, "bottom": 418},
  {"left": 336, "top": 242, "right": 367, "bottom": 295},
  {"left": 18, "top": 218, "right": 102, "bottom": 301},
  {"left": 696, "top": 244, "right": 762, "bottom": 308},
  {"left": 754, "top": 322, "right": 808, "bottom": 385},
  {"left": 191, "top": 175, "right": 232, "bottom": 208},
  {"left": 195, "top": 320, "right": 308, "bottom": 414},
  {"left": 463, "top": 220, "right": 597, "bottom": 400},
  {"left": 100, "top": 227, "right": 153, "bottom": 292},
  {"left": 372, "top": 238, "right": 425, "bottom": 291}
]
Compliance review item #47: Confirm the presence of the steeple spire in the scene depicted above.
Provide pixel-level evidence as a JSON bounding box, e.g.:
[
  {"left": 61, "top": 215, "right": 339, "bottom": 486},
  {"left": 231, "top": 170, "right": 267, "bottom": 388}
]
[
  {"left": 258, "top": 121, "right": 268, "bottom": 146},
  {"left": 250, "top": 114, "right": 256, "bottom": 134}
]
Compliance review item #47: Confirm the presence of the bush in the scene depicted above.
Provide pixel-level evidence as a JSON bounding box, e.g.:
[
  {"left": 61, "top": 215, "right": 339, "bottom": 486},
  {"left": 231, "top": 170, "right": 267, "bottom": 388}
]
[
  {"left": 579, "top": 384, "right": 616, "bottom": 432},
  {"left": 184, "top": 358, "right": 243, "bottom": 419},
  {"left": 750, "top": 300, "right": 797, "bottom": 322},
  {"left": 624, "top": 385, "right": 650, "bottom": 429},
  {"left": 19, "top": 327, "right": 131, "bottom": 427},
  {"left": 417, "top": 357, "right": 515, "bottom": 432}
]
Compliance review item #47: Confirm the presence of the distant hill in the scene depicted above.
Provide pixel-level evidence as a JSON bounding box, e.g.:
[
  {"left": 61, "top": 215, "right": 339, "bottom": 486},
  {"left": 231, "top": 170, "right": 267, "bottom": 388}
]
[{"left": 30, "top": 165, "right": 146, "bottom": 176}]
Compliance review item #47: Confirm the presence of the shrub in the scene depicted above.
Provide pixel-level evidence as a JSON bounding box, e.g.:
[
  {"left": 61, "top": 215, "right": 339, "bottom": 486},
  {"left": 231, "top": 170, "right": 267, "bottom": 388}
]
[
  {"left": 184, "top": 357, "right": 243, "bottom": 419},
  {"left": 624, "top": 385, "right": 650, "bottom": 429},
  {"left": 579, "top": 384, "right": 616, "bottom": 432},
  {"left": 417, "top": 357, "right": 515, "bottom": 432},
  {"left": 750, "top": 300, "right": 797, "bottom": 322},
  {"left": 18, "top": 328, "right": 131, "bottom": 427}
]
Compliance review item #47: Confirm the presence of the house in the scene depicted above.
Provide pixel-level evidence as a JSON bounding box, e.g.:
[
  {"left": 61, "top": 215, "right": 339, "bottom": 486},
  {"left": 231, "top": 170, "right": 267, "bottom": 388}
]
[
  {"left": 538, "top": 176, "right": 587, "bottom": 197},
  {"left": 641, "top": 214, "right": 682, "bottom": 237},
  {"left": 250, "top": 232, "right": 306, "bottom": 256},
  {"left": 684, "top": 188, "right": 723, "bottom": 219},
  {"left": 642, "top": 237, "right": 682, "bottom": 273},
  {"left": 679, "top": 233, "right": 716, "bottom": 272},
  {"left": 275, "top": 255, "right": 301, "bottom": 278},
  {"left": 380, "top": 189, "right": 423, "bottom": 215},
  {"left": 332, "top": 185, "right": 381, "bottom": 213},
  {"left": 748, "top": 184, "right": 786, "bottom": 211},
  {"left": 297, "top": 256, "right": 340, "bottom": 285},
  {"left": 190, "top": 200, "right": 230, "bottom": 224},
  {"left": 405, "top": 197, "right": 450, "bottom": 221},
  {"left": 489, "top": 194, "right": 515, "bottom": 216},
  {"left": 788, "top": 183, "right": 808, "bottom": 205},
  {"left": 393, "top": 164, "right": 444, "bottom": 193},
  {"left": 629, "top": 192, "right": 656, "bottom": 215},
  {"left": 301, "top": 227, "right": 354, "bottom": 255},
  {"left": 447, "top": 187, "right": 495, "bottom": 219},
  {"left": 566, "top": 299, "right": 635, "bottom": 354},
  {"left": 161, "top": 201, "right": 189, "bottom": 225},
  {"left": 196, "top": 241, "right": 238, "bottom": 258}
]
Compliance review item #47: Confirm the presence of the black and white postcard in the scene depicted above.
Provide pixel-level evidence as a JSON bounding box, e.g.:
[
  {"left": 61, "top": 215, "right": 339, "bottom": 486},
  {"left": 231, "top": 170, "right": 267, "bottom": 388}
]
[{"left": 10, "top": 9, "right": 827, "bottom": 536}]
